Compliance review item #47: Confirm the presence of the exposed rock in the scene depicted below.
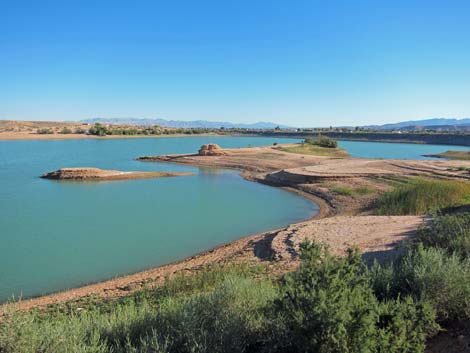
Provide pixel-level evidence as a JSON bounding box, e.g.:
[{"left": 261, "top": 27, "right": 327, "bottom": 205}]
[
  {"left": 198, "top": 144, "right": 226, "bottom": 156},
  {"left": 41, "top": 167, "right": 192, "bottom": 181}
]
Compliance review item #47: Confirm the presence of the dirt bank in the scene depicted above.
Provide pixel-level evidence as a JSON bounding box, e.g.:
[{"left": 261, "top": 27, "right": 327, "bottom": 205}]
[{"left": 424, "top": 150, "right": 470, "bottom": 161}]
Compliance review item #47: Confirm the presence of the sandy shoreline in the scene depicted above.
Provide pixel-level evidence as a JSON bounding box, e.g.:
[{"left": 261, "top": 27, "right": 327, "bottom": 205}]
[{"left": 3, "top": 144, "right": 470, "bottom": 312}]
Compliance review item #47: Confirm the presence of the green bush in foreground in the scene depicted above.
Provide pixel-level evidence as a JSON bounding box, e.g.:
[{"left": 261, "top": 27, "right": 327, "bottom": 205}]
[
  {"left": 103, "top": 275, "right": 276, "bottom": 353},
  {"left": 270, "top": 243, "right": 377, "bottom": 353},
  {"left": 0, "top": 244, "right": 438, "bottom": 353},
  {"left": 412, "top": 212, "right": 470, "bottom": 258},
  {"left": 0, "top": 268, "right": 274, "bottom": 353},
  {"left": 269, "top": 242, "right": 436, "bottom": 353},
  {"left": 371, "top": 245, "right": 470, "bottom": 322},
  {"left": 377, "top": 178, "right": 470, "bottom": 215}
]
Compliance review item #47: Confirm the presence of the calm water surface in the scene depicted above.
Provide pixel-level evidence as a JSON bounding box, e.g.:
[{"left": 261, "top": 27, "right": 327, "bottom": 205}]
[
  {"left": 1, "top": 136, "right": 469, "bottom": 301},
  {"left": 0, "top": 136, "right": 313, "bottom": 301},
  {"left": 338, "top": 140, "right": 470, "bottom": 160}
]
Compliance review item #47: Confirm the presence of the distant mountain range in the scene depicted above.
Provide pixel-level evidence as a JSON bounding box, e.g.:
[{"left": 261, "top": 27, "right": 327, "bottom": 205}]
[
  {"left": 81, "top": 117, "right": 470, "bottom": 131},
  {"left": 367, "top": 118, "right": 470, "bottom": 130},
  {"left": 82, "top": 118, "right": 291, "bottom": 129}
]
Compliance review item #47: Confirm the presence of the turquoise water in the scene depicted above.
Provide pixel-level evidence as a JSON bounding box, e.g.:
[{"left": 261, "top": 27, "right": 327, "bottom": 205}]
[
  {"left": 338, "top": 140, "right": 470, "bottom": 160},
  {"left": 0, "top": 136, "right": 315, "bottom": 301},
  {"left": 1, "top": 136, "right": 469, "bottom": 302}
]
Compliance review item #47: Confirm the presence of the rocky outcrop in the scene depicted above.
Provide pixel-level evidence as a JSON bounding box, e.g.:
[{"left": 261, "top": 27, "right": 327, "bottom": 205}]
[
  {"left": 198, "top": 144, "right": 226, "bottom": 156},
  {"left": 41, "top": 168, "right": 192, "bottom": 181}
]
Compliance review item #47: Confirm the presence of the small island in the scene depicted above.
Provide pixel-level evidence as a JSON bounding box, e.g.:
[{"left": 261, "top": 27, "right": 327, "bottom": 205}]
[{"left": 40, "top": 167, "right": 192, "bottom": 181}]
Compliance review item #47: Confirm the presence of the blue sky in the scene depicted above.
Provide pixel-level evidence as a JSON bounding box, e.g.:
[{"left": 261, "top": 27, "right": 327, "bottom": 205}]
[{"left": 2, "top": 0, "right": 470, "bottom": 127}]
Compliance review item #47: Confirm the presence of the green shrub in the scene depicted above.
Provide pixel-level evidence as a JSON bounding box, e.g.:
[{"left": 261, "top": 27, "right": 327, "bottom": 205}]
[
  {"left": 412, "top": 213, "right": 470, "bottom": 258},
  {"left": 36, "top": 128, "right": 54, "bottom": 134},
  {"left": 101, "top": 275, "right": 276, "bottom": 353},
  {"left": 0, "top": 266, "right": 273, "bottom": 353},
  {"left": 356, "top": 186, "right": 374, "bottom": 195},
  {"left": 268, "top": 242, "right": 436, "bottom": 353},
  {"left": 331, "top": 185, "right": 375, "bottom": 197},
  {"left": 58, "top": 127, "right": 73, "bottom": 134},
  {"left": 374, "top": 297, "right": 437, "bottom": 353},
  {"left": 331, "top": 185, "right": 356, "bottom": 196},
  {"left": 74, "top": 128, "right": 86, "bottom": 134},
  {"left": 88, "top": 123, "right": 109, "bottom": 136},
  {"left": 0, "top": 306, "right": 108, "bottom": 353},
  {"left": 304, "top": 135, "right": 338, "bottom": 148},
  {"left": 0, "top": 246, "right": 439, "bottom": 353},
  {"left": 371, "top": 245, "right": 470, "bottom": 322},
  {"left": 377, "top": 178, "right": 470, "bottom": 215}
]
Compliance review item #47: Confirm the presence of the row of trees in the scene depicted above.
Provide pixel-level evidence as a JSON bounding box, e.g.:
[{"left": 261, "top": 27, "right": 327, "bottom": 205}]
[{"left": 86, "top": 123, "right": 216, "bottom": 136}]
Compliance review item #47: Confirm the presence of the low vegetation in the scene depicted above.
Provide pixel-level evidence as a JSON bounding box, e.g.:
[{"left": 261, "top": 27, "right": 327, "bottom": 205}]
[
  {"left": 412, "top": 212, "right": 470, "bottom": 259},
  {"left": 377, "top": 178, "right": 470, "bottom": 215},
  {"left": 270, "top": 243, "right": 436, "bottom": 353},
  {"left": 3, "top": 181, "right": 470, "bottom": 353},
  {"left": 371, "top": 245, "right": 470, "bottom": 322},
  {"left": 372, "top": 212, "right": 470, "bottom": 323},
  {"left": 280, "top": 144, "right": 349, "bottom": 157},
  {"left": 331, "top": 185, "right": 374, "bottom": 197},
  {"left": 86, "top": 123, "right": 218, "bottom": 137},
  {"left": 304, "top": 135, "right": 338, "bottom": 148},
  {"left": 58, "top": 127, "right": 72, "bottom": 134},
  {"left": 88, "top": 123, "right": 110, "bottom": 136},
  {"left": 279, "top": 136, "right": 349, "bottom": 157},
  {"left": 36, "top": 128, "right": 54, "bottom": 134},
  {"left": 1, "top": 241, "right": 443, "bottom": 353}
]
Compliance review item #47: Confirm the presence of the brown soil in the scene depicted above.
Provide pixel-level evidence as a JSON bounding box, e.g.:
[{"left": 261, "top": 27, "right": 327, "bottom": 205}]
[
  {"left": 40, "top": 167, "right": 192, "bottom": 181},
  {"left": 271, "top": 215, "right": 424, "bottom": 265},
  {"left": 141, "top": 145, "right": 470, "bottom": 178}
]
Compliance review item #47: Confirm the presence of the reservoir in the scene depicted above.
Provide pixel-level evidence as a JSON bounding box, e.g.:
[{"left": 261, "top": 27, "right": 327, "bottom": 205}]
[
  {"left": 0, "top": 136, "right": 313, "bottom": 301},
  {"left": 1, "top": 136, "right": 469, "bottom": 301}
]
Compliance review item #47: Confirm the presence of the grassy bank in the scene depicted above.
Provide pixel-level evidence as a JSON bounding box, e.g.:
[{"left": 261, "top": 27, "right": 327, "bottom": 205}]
[
  {"left": 377, "top": 178, "right": 470, "bottom": 215},
  {"left": 278, "top": 144, "right": 349, "bottom": 157},
  {"left": 1, "top": 238, "right": 454, "bottom": 353},
  {"left": 331, "top": 185, "right": 374, "bottom": 197}
]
